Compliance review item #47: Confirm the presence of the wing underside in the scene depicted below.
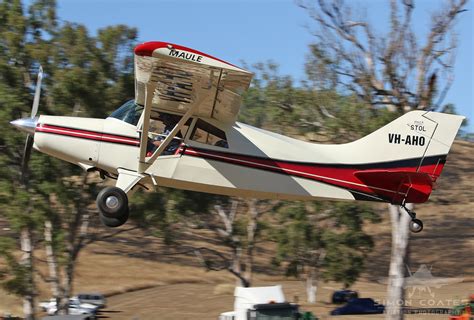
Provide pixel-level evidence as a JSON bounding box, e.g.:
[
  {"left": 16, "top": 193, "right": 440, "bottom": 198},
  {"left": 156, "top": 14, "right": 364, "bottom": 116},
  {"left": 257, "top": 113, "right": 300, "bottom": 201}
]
[{"left": 134, "top": 42, "right": 253, "bottom": 124}]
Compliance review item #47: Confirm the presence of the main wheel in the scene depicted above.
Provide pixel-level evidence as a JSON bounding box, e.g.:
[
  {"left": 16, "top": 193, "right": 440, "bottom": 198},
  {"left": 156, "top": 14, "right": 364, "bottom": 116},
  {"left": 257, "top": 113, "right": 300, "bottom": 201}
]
[
  {"left": 96, "top": 186, "right": 128, "bottom": 218},
  {"left": 409, "top": 219, "right": 423, "bottom": 233},
  {"left": 99, "top": 209, "right": 129, "bottom": 228}
]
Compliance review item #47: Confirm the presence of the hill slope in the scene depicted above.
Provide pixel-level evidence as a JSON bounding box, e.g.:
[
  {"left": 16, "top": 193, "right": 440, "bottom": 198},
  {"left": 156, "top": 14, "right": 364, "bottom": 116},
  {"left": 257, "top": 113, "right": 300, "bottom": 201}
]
[{"left": 0, "top": 141, "right": 472, "bottom": 318}]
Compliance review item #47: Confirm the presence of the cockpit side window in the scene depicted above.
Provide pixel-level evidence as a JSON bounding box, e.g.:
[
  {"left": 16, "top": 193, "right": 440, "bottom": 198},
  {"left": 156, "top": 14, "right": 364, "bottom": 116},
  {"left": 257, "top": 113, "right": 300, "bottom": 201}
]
[
  {"left": 148, "top": 111, "right": 192, "bottom": 141},
  {"left": 190, "top": 119, "right": 229, "bottom": 148},
  {"left": 109, "top": 100, "right": 143, "bottom": 126},
  {"left": 145, "top": 111, "right": 192, "bottom": 157}
]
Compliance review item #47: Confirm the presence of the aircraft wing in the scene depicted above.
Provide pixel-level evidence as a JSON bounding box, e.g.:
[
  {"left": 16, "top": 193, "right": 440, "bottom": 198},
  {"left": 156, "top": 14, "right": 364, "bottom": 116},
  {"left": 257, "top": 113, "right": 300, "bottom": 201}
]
[{"left": 134, "top": 41, "right": 253, "bottom": 124}]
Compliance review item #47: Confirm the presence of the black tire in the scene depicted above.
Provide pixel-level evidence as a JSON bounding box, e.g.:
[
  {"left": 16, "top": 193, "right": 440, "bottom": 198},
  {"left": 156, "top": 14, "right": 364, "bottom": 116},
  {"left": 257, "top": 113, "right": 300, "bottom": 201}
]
[
  {"left": 99, "top": 208, "right": 129, "bottom": 228},
  {"left": 96, "top": 187, "right": 128, "bottom": 218},
  {"left": 409, "top": 218, "right": 423, "bottom": 233}
]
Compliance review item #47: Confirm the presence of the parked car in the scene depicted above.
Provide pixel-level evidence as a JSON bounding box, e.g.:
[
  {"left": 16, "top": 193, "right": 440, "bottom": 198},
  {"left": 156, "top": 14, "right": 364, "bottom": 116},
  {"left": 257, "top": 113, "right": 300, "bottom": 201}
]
[
  {"left": 46, "top": 303, "right": 94, "bottom": 317},
  {"left": 39, "top": 299, "right": 56, "bottom": 312},
  {"left": 42, "top": 315, "right": 94, "bottom": 320},
  {"left": 76, "top": 293, "right": 106, "bottom": 309},
  {"left": 68, "top": 298, "right": 98, "bottom": 313},
  {"left": 331, "top": 298, "right": 385, "bottom": 315},
  {"left": 40, "top": 298, "right": 98, "bottom": 314},
  {"left": 331, "top": 290, "right": 359, "bottom": 304}
]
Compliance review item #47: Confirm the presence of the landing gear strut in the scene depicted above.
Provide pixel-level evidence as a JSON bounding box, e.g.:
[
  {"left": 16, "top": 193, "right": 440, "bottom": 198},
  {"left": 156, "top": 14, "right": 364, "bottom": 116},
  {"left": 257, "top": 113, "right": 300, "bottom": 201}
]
[
  {"left": 96, "top": 186, "right": 130, "bottom": 227},
  {"left": 401, "top": 203, "right": 423, "bottom": 233}
]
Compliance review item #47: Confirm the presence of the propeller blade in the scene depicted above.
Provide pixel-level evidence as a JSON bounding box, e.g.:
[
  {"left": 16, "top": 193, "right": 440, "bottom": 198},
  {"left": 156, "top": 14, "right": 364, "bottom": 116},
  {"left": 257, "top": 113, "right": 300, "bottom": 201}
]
[
  {"left": 20, "top": 134, "right": 34, "bottom": 185},
  {"left": 31, "top": 65, "right": 43, "bottom": 119},
  {"left": 19, "top": 65, "right": 43, "bottom": 185}
]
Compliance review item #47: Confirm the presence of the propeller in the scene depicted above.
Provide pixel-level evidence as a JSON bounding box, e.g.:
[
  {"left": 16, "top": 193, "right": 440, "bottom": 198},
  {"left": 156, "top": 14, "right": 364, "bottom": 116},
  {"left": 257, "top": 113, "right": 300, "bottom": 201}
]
[
  {"left": 31, "top": 65, "right": 43, "bottom": 119},
  {"left": 10, "top": 66, "right": 43, "bottom": 185}
]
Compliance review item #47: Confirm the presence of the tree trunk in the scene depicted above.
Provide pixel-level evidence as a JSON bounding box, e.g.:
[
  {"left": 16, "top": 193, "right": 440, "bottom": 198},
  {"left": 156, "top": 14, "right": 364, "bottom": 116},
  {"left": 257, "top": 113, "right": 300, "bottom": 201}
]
[
  {"left": 20, "top": 227, "right": 36, "bottom": 320},
  {"left": 46, "top": 174, "right": 91, "bottom": 314},
  {"left": 306, "top": 267, "right": 317, "bottom": 304},
  {"left": 244, "top": 241, "right": 254, "bottom": 287},
  {"left": 245, "top": 200, "right": 259, "bottom": 286},
  {"left": 61, "top": 256, "right": 75, "bottom": 309},
  {"left": 233, "top": 247, "right": 245, "bottom": 287},
  {"left": 60, "top": 173, "right": 91, "bottom": 312},
  {"left": 44, "top": 220, "right": 62, "bottom": 313},
  {"left": 385, "top": 204, "right": 412, "bottom": 320}
]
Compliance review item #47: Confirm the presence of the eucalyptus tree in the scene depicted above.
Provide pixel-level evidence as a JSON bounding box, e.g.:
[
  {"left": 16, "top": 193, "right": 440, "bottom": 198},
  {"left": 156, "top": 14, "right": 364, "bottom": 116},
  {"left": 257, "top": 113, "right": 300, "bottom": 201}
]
[
  {"left": 272, "top": 201, "right": 379, "bottom": 303},
  {"left": 0, "top": 0, "right": 137, "bottom": 317},
  {"left": 298, "top": 0, "right": 468, "bottom": 318}
]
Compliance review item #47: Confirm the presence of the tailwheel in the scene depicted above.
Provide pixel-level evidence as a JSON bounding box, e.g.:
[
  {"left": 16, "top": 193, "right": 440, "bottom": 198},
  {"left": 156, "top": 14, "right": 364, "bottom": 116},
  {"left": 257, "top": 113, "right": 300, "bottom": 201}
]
[
  {"left": 409, "top": 218, "right": 423, "bottom": 233},
  {"left": 96, "top": 186, "right": 130, "bottom": 227},
  {"left": 401, "top": 203, "right": 424, "bottom": 233}
]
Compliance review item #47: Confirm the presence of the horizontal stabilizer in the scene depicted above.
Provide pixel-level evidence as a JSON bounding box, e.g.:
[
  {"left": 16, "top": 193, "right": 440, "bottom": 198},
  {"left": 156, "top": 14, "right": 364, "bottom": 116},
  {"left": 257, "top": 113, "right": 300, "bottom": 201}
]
[{"left": 354, "top": 170, "right": 434, "bottom": 204}]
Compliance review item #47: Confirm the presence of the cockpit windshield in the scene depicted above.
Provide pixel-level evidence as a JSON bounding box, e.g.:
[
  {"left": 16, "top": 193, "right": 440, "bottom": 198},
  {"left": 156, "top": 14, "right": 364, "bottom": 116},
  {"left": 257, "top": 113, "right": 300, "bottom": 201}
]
[{"left": 109, "top": 100, "right": 143, "bottom": 126}]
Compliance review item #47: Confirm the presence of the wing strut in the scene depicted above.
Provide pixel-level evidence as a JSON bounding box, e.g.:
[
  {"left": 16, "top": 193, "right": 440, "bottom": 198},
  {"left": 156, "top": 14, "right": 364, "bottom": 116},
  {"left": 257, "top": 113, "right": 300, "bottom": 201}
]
[
  {"left": 142, "top": 102, "right": 198, "bottom": 170},
  {"left": 138, "top": 83, "right": 207, "bottom": 173},
  {"left": 138, "top": 82, "right": 156, "bottom": 169}
]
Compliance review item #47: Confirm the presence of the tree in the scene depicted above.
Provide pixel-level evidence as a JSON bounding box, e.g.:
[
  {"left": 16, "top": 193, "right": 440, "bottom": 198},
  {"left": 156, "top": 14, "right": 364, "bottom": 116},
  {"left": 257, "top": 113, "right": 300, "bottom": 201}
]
[
  {"left": 130, "top": 188, "right": 221, "bottom": 245},
  {"left": 40, "top": 173, "right": 94, "bottom": 314},
  {"left": 298, "top": 0, "right": 468, "bottom": 318},
  {"left": 0, "top": 1, "right": 52, "bottom": 317},
  {"left": 0, "top": 1, "right": 137, "bottom": 317},
  {"left": 243, "top": 199, "right": 278, "bottom": 285},
  {"left": 241, "top": 62, "right": 396, "bottom": 143},
  {"left": 210, "top": 200, "right": 249, "bottom": 287},
  {"left": 272, "top": 201, "right": 379, "bottom": 303},
  {"left": 194, "top": 199, "right": 278, "bottom": 287},
  {"left": 35, "top": 19, "right": 137, "bottom": 313}
]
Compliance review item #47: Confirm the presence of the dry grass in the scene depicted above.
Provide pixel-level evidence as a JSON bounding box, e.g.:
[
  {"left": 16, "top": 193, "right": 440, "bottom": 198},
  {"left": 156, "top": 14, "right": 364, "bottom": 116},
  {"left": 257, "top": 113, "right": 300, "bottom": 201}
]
[
  {"left": 0, "top": 291, "right": 23, "bottom": 316},
  {"left": 213, "top": 283, "right": 236, "bottom": 295}
]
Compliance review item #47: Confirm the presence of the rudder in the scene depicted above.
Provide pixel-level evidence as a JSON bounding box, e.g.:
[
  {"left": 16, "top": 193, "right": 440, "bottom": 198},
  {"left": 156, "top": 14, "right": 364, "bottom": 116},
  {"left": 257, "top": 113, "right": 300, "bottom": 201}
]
[{"left": 350, "top": 110, "right": 464, "bottom": 204}]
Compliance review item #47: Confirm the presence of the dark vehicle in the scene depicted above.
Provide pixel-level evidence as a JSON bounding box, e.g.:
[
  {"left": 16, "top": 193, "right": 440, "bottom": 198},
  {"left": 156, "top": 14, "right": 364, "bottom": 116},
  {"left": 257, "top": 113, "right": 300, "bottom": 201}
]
[
  {"left": 331, "top": 290, "right": 359, "bottom": 304},
  {"left": 247, "top": 303, "right": 300, "bottom": 320},
  {"left": 76, "top": 293, "right": 106, "bottom": 309},
  {"left": 331, "top": 298, "right": 385, "bottom": 315}
]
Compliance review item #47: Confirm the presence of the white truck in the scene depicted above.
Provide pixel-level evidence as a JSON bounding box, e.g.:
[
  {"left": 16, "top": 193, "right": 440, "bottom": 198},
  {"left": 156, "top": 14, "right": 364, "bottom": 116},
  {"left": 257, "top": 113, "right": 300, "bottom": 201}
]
[{"left": 219, "top": 285, "right": 302, "bottom": 320}]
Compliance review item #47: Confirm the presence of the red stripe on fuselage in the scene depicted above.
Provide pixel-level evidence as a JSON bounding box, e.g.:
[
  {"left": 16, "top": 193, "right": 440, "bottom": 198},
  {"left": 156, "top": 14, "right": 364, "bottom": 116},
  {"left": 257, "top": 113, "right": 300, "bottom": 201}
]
[
  {"left": 182, "top": 147, "right": 444, "bottom": 204},
  {"left": 36, "top": 124, "right": 140, "bottom": 146}
]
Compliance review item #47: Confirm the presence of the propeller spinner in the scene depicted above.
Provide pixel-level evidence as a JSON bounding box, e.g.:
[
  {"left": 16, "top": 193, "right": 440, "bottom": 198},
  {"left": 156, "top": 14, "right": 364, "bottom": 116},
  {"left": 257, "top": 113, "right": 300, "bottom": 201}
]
[{"left": 10, "top": 66, "right": 43, "bottom": 184}]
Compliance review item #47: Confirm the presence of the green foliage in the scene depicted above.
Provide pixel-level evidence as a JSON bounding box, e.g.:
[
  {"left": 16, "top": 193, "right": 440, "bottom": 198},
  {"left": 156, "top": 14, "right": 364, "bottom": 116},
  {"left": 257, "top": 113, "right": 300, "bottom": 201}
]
[
  {"left": 272, "top": 201, "right": 380, "bottom": 288},
  {"left": 240, "top": 62, "right": 399, "bottom": 144},
  {"left": 442, "top": 103, "right": 468, "bottom": 128},
  {"left": 0, "top": 0, "right": 137, "bottom": 301},
  {"left": 130, "top": 188, "right": 224, "bottom": 244},
  {"left": 0, "top": 237, "right": 31, "bottom": 296}
]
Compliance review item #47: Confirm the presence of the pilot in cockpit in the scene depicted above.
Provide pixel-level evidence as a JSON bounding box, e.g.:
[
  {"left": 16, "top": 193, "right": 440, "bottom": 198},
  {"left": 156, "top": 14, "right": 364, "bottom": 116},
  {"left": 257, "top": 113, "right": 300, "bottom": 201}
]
[{"left": 147, "top": 113, "right": 182, "bottom": 156}]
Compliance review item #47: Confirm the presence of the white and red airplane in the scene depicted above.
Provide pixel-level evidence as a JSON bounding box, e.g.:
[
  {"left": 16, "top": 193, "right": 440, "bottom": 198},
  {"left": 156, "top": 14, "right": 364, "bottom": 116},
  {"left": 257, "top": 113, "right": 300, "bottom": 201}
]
[{"left": 11, "top": 41, "right": 464, "bottom": 232}]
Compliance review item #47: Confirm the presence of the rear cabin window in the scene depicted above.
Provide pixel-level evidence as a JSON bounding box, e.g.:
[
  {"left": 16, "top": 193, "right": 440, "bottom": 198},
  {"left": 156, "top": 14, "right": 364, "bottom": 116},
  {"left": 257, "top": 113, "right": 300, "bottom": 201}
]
[{"left": 191, "top": 119, "right": 228, "bottom": 148}]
